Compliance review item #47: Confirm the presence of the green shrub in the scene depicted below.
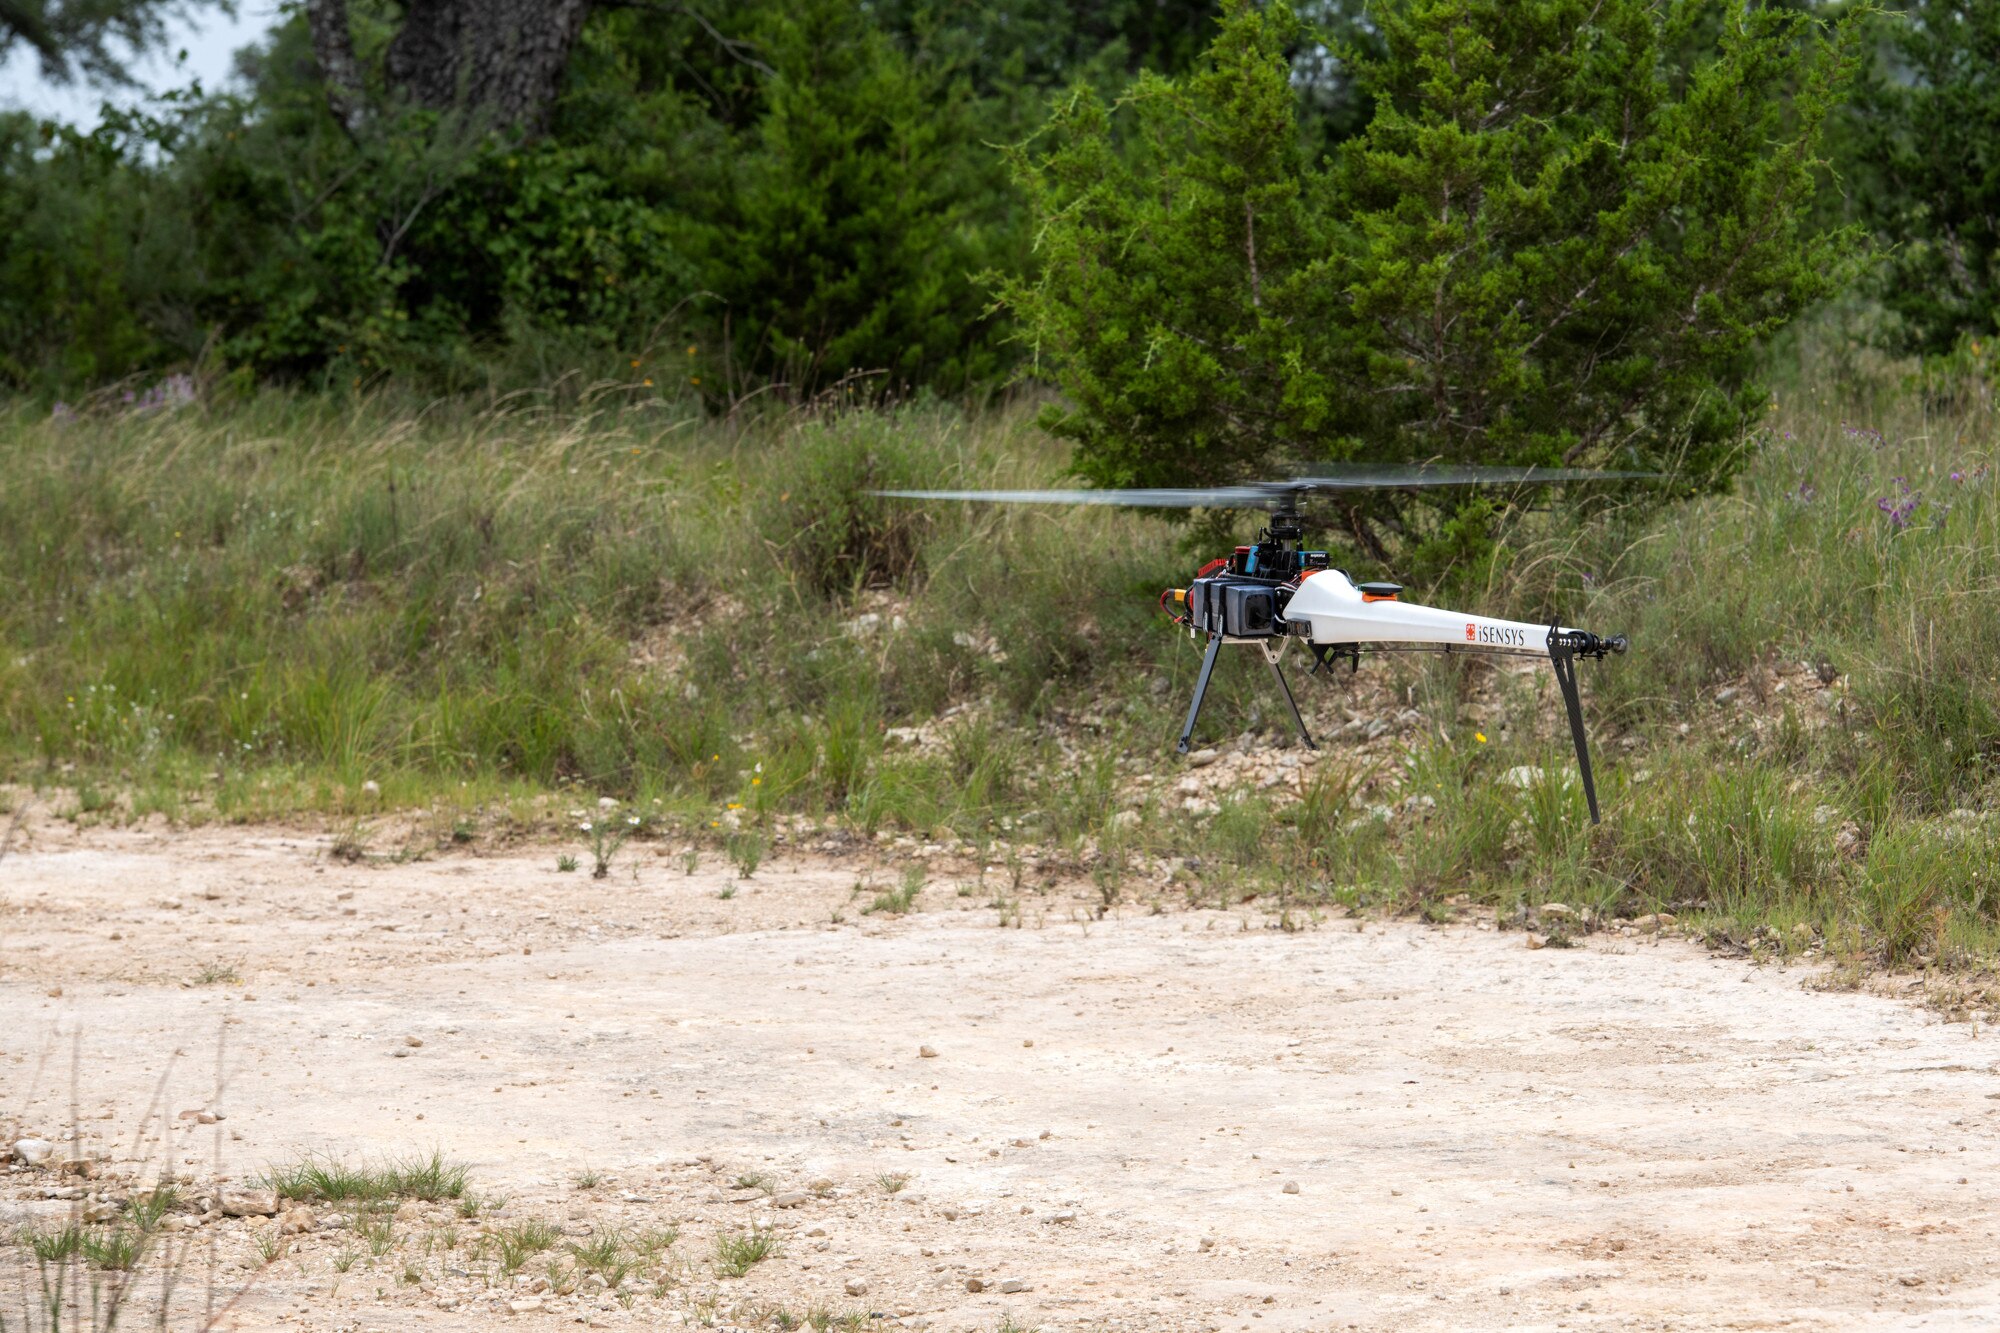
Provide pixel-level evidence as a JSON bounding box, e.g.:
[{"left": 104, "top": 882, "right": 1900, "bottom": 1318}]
[{"left": 1002, "top": 0, "right": 1866, "bottom": 577}]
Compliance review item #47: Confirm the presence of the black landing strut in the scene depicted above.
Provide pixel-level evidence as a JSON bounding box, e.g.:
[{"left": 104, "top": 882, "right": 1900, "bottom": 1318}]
[{"left": 1176, "top": 635, "right": 1317, "bottom": 754}]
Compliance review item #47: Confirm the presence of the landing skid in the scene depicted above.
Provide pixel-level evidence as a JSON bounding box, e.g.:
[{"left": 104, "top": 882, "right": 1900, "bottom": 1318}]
[
  {"left": 1179, "top": 630, "right": 1607, "bottom": 826},
  {"left": 1176, "top": 635, "right": 1317, "bottom": 754}
]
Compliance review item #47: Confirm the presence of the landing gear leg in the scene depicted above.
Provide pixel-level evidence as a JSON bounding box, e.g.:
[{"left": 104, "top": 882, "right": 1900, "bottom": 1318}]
[
  {"left": 1261, "top": 641, "right": 1316, "bottom": 750},
  {"left": 1177, "top": 633, "right": 1225, "bottom": 754},
  {"left": 1548, "top": 641, "right": 1601, "bottom": 824}
]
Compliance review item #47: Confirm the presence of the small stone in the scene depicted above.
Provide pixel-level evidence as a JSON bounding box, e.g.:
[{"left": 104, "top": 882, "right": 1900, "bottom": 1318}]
[
  {"left": 1050, "top": 1209, "right": 1076, "bottom": 1224},
  {"left": 1898, "top": 1276, "right": 1923, "bottom": 1288},
  {"left": 220, "top": 1189, "right": 279, "bottom": 1217},
  {"left": 1714, "top": 687, "right": 1740, "bottom": 706},
  {"left": 84, "top": 1201, "right": 122, "bottom": 1223},
  {"left": 361, "top": 780, "right": 381, "bottom": 796},
  {"left": 808, "top": 1177, "right": 835, "bottom": 1192},
  {"left": 508, "top": 1298, "right": 545, "bottom": 1314},
  {"left": 13, "top": 1138, "right": 54, "bottom": 1166},
  {"left": 404, "top": 1035, "right": 423, "bottom": 1048},
  {"left": 919, "top": 1045, "right": 938, "bottom": 1059},
  {"left": 1537, "top": 903, "right": 1574, "bottom": 919},
  {"left": 1022, "top": 1039, "right": 1034, "bottom": 1048},
  {"left": 1010, "top": 1138, "right": 1033, "bottom": 1148},
  {"left": 1186, "top": 748, "right": 1220, "bottom": 769},
  {"left": 1525, "top": 934, "right": 1547, "bottom": 950},
  {"left": 997, "top": 1278, "right": 1028, "bottom": 1294},
  {"left": 279, "top": 1207, "right": 315, "bottom": 1235},
  {"left": 1281, "top": 1181, "right": 1300, "bottom": 1195},
  {"left": 965, "top": 1277, "right": 986, "bottom": 1293},
  {"left": 771, "top": 1192, "right": 809, "bottom": 1209},
  {"left": 844, "top": 1277, "right": 869, "bottom": 1297}
]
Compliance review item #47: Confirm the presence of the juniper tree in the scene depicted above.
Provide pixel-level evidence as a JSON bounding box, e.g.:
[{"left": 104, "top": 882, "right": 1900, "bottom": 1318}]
[
  {"left": 1844, "top": 0, "right": 2000, "bottom": 354},
  {"left": 1002, "top": 0, "right": 1868, "bottom": 574}
]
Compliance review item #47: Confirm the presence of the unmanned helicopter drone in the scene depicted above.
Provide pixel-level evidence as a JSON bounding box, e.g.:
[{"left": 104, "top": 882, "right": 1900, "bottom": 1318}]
[{"left": 877, "top": 466, "right": 1643, "bottom": 823}]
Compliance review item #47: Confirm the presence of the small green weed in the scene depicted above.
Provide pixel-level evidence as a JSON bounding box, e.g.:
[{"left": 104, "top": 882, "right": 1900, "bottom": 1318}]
[
  {"left": 713, "top": 1230, "right": 780, "bottom": 1277},
  {"left": 866, "top": 866, "right": 924, "bottom": 916},
  {"left": 358, "top": 1213, "right": 395, "bottom": 1257},
  {"left": 330, "top": 822, "right": 372, "bottom": 863},
  {"left": 263, "top": 1150, "right": 469, "bottom": 1204},
  {"left": 26, "top": 1224, "right": 85, "bottom": 1262},
  {"left": 569, "top": 1232, "right": 635, "bottom": 1286},
  {"left": 82, "top": 1227, "right": 144, "bottom": 1271},
  {"left": 497, "top": 1218, "right": 561, "bottom": 1274},
  {"left": 580, "top": 811, "right": 641, "bottom": 878},
  {"left": 126, "top": 1184, "right": 179, "bottom": 1231},
  {"left": 728, "top": 829, "right": 766, "bottom": 878}
]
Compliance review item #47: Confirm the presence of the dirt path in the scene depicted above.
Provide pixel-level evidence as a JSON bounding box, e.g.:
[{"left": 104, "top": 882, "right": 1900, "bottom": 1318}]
[{"left": 4, "top": 816, "right": 2000, "bottom": 1331}]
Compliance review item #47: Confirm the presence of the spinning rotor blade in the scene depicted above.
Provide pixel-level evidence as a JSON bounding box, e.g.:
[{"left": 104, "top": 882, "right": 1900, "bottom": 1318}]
[
  {"left": 869, "top": 486, "right": 1279, "bottom": 509},
  {"left": 873, "top": 466, "right": 1658, "bottom": 513},
  {"left": 1287, "top": 464, "right": 1658, "bottom": 489}
]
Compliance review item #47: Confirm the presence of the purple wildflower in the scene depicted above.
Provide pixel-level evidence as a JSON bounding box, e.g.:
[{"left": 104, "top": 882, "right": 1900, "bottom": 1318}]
[{"left": 1876, "top": 492, "right": 1922, "bottom": 530}]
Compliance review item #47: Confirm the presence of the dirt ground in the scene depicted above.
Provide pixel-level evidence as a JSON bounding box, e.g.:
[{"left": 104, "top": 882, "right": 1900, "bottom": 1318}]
[{"left": 5, "top": 809, "right": 2000, "bottom": 1332}]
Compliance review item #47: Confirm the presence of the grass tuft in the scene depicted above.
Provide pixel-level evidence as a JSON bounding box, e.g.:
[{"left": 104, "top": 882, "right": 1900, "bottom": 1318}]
[{"left": 713, "top": 1230, "right": 780, "bottom": 1278}]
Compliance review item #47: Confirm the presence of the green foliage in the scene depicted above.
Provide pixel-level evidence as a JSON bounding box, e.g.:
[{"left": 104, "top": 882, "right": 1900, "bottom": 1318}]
[
  {"left": 263, "top": 1150, "right": 469, "bottom": 1203},
  {"left": 1, "top": 0, "right": 1238, "bottom": 399},
  {"left": 1003, "top": 0, "right": 1867, "bottom": 577},
  {"left": 708, "top": 0, "right": 1010, "bottom": 395},
  {"left": 1843, "top": 1, "right": 2000, "bottom": 354},
  {"left": 0, "top": 113, "right": 179, "bottom": 387}
]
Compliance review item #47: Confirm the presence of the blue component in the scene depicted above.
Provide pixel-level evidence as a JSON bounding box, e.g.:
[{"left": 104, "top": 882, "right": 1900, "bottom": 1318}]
[{"left": 1245, "top": 547, "right": 1258, "bottom": 574}]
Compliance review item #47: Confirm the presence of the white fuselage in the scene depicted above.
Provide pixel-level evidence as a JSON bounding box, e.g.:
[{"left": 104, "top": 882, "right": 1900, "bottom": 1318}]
[{"left": 1280, "top": 569, "right": 1571, "bottom": 657}]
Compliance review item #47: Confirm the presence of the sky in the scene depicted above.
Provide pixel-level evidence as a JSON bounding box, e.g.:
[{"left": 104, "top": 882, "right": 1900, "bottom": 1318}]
[{"left": 0, "top": 2, "right": 279, "bottom": 127}]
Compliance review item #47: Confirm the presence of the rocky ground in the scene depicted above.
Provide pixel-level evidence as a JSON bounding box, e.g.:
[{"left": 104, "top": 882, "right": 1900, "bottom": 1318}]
[{"left": 5, "top": 806, "right": 2000, "bottom": 1332}]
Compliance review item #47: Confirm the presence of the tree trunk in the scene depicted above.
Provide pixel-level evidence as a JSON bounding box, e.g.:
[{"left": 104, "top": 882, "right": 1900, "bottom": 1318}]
[
  {"left": 306, "top": 0, "right": 368, "bottom": 137},
  {"left": 306, "top": 0, "right": 594, "bottom": 136}
]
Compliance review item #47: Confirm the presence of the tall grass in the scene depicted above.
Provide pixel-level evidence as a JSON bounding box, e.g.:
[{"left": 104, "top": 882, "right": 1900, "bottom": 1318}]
[{"left": 3, "top": 353, "right": 1999, "bottom": 970}]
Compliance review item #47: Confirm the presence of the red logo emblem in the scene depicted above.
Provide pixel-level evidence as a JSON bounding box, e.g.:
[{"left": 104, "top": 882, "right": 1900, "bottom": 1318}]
[{"left": 1466, "top": 623, "right": 1476, "bottom": 641}]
